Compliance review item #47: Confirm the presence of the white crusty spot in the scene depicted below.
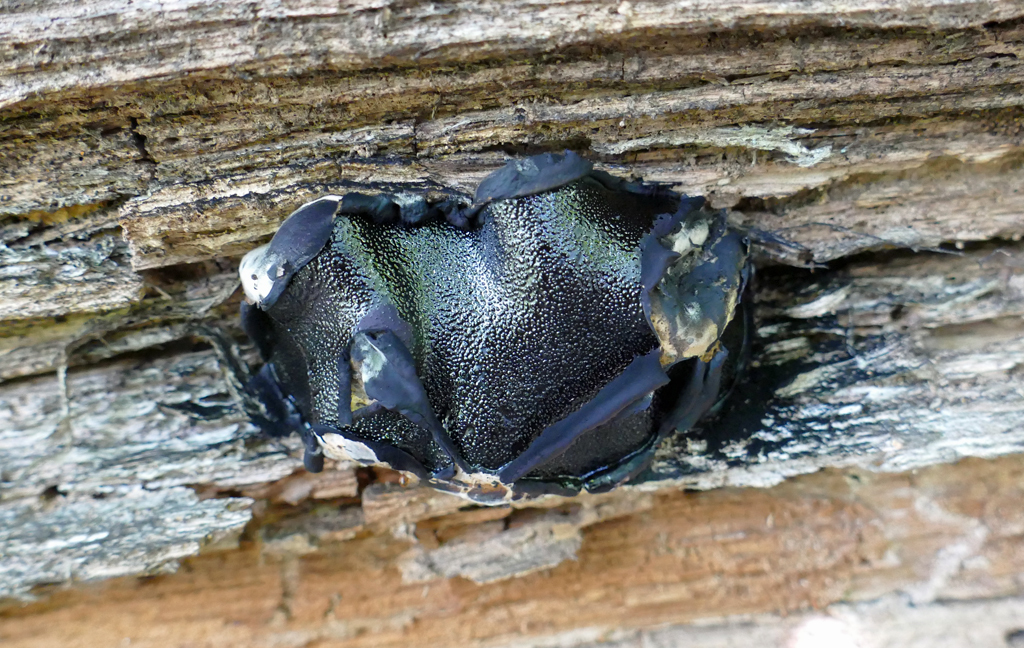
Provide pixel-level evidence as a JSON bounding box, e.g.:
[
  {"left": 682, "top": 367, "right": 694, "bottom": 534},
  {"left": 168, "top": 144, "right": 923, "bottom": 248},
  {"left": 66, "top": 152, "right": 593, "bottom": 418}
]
[
  {"left": 593, "top": 125, "right": 832, "bottom": 168},
  {"left": 666, "top": 219, "right": 710, "bottom": 257},
  {"left": 238, "top": 243, "right": 276, "bottom": 306},
  {"left": 357, "top": 343, "right": 386, "bottom": 384},
  {"left": 320, "top": 432, "right": 380, "bottom": 465},
  {"left": 391, "top": 193, "right": 425, "bottom": 209}
]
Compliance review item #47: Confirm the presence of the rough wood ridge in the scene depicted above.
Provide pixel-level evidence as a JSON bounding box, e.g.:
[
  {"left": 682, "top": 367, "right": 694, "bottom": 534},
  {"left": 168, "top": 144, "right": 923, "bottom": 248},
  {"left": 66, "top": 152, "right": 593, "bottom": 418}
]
[{"left": 2, "top": 1, "right": 1024, "bottom": 645}]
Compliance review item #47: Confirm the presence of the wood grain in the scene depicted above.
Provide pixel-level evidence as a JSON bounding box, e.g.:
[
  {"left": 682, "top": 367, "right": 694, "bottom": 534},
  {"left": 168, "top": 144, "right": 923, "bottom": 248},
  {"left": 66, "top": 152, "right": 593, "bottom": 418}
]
[{"left": 2, "top": 455, "right": 1024, "bottom": 647}]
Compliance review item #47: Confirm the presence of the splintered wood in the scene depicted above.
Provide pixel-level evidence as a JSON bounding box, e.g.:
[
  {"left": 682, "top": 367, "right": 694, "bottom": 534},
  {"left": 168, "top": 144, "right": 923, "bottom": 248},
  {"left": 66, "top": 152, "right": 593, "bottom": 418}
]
[{"left": 3, "top": 457, "right": 1024, "bottom": 648}]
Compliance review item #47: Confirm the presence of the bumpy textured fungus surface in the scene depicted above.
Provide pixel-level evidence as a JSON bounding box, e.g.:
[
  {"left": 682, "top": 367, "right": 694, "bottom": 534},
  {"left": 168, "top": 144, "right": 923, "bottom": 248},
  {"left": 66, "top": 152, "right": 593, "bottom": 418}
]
[{"left": 240, "top": 152, "right": 749, "bottom": 501}]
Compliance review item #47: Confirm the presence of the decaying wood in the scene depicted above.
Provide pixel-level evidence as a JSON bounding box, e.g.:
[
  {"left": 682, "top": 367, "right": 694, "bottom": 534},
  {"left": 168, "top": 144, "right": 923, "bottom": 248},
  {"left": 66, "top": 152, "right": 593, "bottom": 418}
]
[
  {"left": 4, "top": 455, "right": 1024, "bottom": 648},
  {"left": 4, "top": 4, "right": 1024, "bottom": 267},
  {"left": 2, "top": 0, "right": 1024, "bottom": 643}
]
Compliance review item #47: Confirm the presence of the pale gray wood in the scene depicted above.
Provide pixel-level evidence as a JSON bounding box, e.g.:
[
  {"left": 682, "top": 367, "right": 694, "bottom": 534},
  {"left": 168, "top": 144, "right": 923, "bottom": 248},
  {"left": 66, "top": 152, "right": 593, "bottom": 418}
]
[{"left": 0, "top": 348, "right": 302, "bottom": 599}]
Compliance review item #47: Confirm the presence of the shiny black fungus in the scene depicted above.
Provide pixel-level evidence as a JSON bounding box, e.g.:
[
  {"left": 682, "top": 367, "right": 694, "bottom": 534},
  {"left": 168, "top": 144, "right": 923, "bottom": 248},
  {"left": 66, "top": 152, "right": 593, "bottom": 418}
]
[{"left": 239, "top": 152, "right": 751, "bottom": 502}]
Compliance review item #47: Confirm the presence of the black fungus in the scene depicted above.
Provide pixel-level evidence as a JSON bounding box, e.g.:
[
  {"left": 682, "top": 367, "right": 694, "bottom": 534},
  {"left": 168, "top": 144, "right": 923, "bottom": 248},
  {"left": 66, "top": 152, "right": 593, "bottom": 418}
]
[{"left": 239, "top": 151, "right": 750, "bottom": 502}]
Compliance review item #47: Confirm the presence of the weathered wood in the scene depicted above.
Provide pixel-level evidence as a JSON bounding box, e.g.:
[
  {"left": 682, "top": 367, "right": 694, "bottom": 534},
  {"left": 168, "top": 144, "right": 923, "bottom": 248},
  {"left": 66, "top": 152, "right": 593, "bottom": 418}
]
[
  {"left": 4, "top": 0, "right": 1022, "bottom": 111},
  {"left": 2, "top": 0, "right": 1024, "bottom": 642},
  {"left": 0, "top": 266, "right": 239, "bottom": 381},
  {"left": 4, "top": 6, "right": 1024, "bottom": 266},
  {"left": 649, "top": 243, "right": 1024, "bottom": 488},
  {"left": 3, "top": 240, "right": 1022, "bottom": 601},
  {"left": 0, "top": 230, "right": 141, "bottom": 320},
  {"left": 3, "top": 455, "right": 1024, "bottom": 647}
]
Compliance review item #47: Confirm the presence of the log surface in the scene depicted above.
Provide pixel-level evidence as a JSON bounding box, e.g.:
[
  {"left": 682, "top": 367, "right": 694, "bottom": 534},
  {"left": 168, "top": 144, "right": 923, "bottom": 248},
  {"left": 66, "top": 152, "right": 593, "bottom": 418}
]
[{"left": 2, "top": 0, "right": 1024, "bottom": 644}]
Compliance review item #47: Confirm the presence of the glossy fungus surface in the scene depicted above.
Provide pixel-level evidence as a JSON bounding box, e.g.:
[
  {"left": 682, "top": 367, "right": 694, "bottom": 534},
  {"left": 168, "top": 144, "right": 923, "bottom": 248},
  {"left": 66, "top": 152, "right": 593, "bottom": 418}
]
[{"left": 240, "top": 152, "right": 749, "bottom": 501}]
